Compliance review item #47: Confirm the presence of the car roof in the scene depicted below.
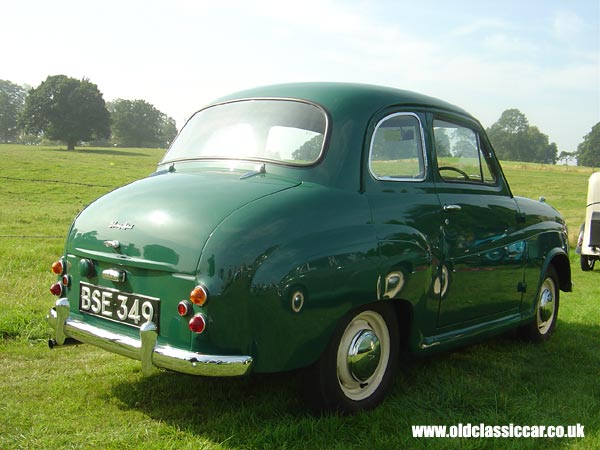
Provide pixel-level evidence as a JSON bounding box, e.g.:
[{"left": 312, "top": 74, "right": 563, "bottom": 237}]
[
  {"left": 212, "top": 82, "right": 472, "bottom": 118},
  {"left": 199, "top": 82, "right": 477, "bottom": 192}
]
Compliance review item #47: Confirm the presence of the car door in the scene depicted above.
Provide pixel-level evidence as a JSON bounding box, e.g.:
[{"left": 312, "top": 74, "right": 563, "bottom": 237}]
[
  {"left": 364, "top": 111, "right": 443, "bottom": 322},
  {"left": 432, "top": 115, "right": 526, "bottom": 328}
]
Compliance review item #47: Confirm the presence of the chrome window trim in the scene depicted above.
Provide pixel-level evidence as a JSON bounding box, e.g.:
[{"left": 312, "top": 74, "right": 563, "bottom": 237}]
[
  {"left": 476, "top": 132, "right": 498, "bottom": 184},
  {"left": 368, "top": 112, "right": 427, "bottom": 182}
]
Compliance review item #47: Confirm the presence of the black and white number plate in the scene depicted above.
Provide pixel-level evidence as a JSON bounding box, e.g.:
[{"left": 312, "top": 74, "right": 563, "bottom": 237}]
[{"left": 79, "top": 282, "right": 160, "bottom": 330}]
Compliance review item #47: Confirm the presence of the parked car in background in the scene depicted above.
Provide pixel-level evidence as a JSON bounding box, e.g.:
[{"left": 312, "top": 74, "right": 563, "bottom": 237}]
[
  {"left": 576, "top": 172, "right": 600, "bottom": 271},
  {"left": 47, "top": 83, "right": 572, "bottom": 413}
]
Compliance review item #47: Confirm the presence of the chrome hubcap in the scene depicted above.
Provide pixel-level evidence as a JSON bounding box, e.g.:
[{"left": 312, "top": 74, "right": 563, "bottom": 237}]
[
  {"left": 347, "top": 330, "right": 381, "bottom": 382},
  {"left": 537, "top": 278, "right": 555, "bottom": 334}
]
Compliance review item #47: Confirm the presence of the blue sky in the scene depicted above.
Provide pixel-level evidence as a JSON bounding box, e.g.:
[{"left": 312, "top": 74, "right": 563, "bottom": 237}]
[{"left": 3, "top": 0, "right": 598, "bottom": 152}]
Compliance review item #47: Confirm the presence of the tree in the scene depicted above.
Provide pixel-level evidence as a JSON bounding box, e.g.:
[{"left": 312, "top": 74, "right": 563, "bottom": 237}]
[
  {"left": 0, "top": 80, "right": 26, "bottom": 143},
  {"left": 20, "top": 75, "right": 110, "bottom": 150},
  {"left": 490, "top": 108, "right": 529, "bottom": 134},
  {"left": 487, "top": 109, "right": 529, "bottom": 161},
  {"left": 577, "top": 123, "right": 600, "bottom": 167},
  {"left": 487, "top": 109, "right": 558, "bottom": 164},
  {"left": 525, "top": 126, "right": 558, "bottom": 164},
  {"left": 292, "top": 134, "right": 323, "bottom": 161},
  {"left": 160, "top": 116, "right": 178, "bottom": 147},
  {"left": 433, "top": 127, "right": 452, "bottom": 157},
  {"left": 109, "top": 99, "right": 177, "bottom": 148},
  {"left": 452, "top": 127, "right": 477, "bottom": 158}
]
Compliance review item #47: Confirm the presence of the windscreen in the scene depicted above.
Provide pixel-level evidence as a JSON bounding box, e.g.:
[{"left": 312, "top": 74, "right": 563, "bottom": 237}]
[{"left": 163, "top": 99, "right": 327, "bottom": 166}]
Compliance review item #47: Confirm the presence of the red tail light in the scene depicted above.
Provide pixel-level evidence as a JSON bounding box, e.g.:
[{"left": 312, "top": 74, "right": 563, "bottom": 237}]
[
  {"left": 177, "top": 300, "right": 192, "bottom": 317},
  {"left": 61, "top": 275, "right": 71, "bottom": 287},
  {"left": 188, "top": 314, "right": 207, "bottom": 333},
  {"left": 50, "top": 282, "right": 63, "bottom": 296}
]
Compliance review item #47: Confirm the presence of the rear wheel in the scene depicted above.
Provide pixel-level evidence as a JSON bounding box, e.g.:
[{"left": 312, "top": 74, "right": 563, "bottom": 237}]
[
  {"left": 304, "top": 303, "right": 399, "bottom": 413},
  {"left": 581, "top": 254, "right": 596, "bottom": 271},
  {"left": 520, "top": 266, "right": 559, "bottom": 342}
]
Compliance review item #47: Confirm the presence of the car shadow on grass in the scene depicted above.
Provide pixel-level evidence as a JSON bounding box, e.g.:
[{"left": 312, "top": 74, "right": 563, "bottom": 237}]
[{"left": 110, "top": 326, "right": 599, "bottom": 449}]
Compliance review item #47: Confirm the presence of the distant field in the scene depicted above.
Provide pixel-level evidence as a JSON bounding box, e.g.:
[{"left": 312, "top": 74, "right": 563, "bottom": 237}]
[
  {"left": 0, "top": 144, "right": 598, "bottom": 449},
  {"left": 501, "top": 160, "right": 594, "bottom": 244}
]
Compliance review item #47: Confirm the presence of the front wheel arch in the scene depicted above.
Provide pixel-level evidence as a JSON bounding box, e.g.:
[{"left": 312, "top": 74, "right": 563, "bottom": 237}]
[{"left": 543, "top": 251, "right": 572, "bottom": 293}]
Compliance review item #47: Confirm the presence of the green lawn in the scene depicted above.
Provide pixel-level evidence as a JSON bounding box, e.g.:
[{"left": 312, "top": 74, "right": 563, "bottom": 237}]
[{"left": 0, "top": 144, "right": 598, "bottom": 449}]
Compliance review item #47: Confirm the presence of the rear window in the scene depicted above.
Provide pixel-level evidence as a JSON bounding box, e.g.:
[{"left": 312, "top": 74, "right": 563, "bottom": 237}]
[{"left": 163, "top": 100, "right": 327, "bottom": 166}]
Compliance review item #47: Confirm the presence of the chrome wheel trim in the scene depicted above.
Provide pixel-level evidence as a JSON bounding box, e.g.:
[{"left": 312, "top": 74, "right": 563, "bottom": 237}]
[
  {"left": 336, "top": 310, "right": 390, "bottom": 401},
  {"left": 348, "top": 330, "right": 381, "bottom": 382},
  {"left": 537, "top": 277, "right": 556, "bottom": 335}
]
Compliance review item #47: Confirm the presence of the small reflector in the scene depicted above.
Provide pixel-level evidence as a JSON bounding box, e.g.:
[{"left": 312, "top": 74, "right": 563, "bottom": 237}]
[{"left": 177, "top": 300, "right": 191, "bottom": 317}]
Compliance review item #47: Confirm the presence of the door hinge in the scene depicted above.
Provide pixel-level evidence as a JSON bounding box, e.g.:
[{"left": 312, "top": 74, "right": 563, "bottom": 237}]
[{"left": 517, "top": 281, "right": 527, "bottom": 293}]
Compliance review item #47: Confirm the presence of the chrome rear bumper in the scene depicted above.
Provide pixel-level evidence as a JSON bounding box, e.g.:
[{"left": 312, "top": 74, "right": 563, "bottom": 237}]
[{"left": 46, "top": 298, "right": 253, "bottom": 377}]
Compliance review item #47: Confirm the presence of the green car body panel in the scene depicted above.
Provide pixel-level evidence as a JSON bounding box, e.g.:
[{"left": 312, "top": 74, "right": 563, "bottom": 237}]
[{"left": 47, "top": 82, "right": 571, "bottom": 378}]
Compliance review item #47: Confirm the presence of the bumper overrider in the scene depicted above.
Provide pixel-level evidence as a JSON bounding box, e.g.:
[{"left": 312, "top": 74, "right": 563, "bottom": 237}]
[{"left": 47, "top": 298, "right": 253, "bottom": 377}]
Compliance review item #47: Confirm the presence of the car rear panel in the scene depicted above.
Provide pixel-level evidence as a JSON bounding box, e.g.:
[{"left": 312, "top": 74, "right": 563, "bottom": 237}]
[{"left": 60, "top": 168, "right": 300, "bottom": 351}]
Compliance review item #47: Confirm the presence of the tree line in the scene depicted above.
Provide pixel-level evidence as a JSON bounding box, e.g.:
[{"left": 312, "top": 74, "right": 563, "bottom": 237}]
[
  {"left": 0, "top": 75, "right": 177, "bottom": 150},
  {"left": 1, "top": 76, "right": 599, "bottom": 164},
  {"left": 485, "top": 108, "right": 599, "bottom": 168}
]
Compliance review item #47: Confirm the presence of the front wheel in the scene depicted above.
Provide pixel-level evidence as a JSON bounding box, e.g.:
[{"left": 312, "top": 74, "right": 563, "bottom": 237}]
[
  {"left": 303, "top": 303, "right": 399, "bottom": 413},
  {"left": 520, "top": 266, "right": 559, "bottom": 342}
]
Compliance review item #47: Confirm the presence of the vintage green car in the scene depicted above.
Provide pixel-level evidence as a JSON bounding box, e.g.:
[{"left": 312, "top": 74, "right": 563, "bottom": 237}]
[{"left": 47, "top": 83, "right": 571, "bottom": 413}]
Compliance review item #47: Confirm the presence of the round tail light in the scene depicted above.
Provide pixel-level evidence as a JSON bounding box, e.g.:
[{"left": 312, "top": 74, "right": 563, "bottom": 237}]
[
  {"left": 188, "top": 314, "right": 207, "bottom": 334},
  {"left": 61, "top": 275, "right": 71, "bottom": 287},
  {"left": 190, "top": 285, "right": 209, "bottom": 306},
  {"left": 177, "top": 300, "right": 192, "bottom": 317},
  {"left": 51, "top": 260, "right": 64, "bottom": 275},
  {"left": 50, "top": 282, "right": 63, "bottom": 296}
]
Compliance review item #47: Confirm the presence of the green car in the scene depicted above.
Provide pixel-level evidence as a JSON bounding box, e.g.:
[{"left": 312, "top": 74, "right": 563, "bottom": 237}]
[{"left": 47, "top": 83, "right": 571, "bottom": 413}]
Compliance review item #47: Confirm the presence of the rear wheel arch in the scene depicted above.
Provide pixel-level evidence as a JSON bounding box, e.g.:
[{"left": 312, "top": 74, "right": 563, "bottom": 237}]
[{"left": 389, "top": 298, "right": 413, "bottom": 354}]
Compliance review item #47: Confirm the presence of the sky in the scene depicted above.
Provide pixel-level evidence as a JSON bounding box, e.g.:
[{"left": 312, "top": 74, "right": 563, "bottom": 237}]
[{"left": 2, "top": 0, "right": 599, "bottom": 152}]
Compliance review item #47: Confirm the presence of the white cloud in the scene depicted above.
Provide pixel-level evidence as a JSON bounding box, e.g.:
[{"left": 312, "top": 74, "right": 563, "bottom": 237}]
[
  {"left": 482, "top": 32, "right": 539, "bottom": 56},
  {"left": 449, "top": 18, "right": 509, "bottom": 37},
  {"left": 553, "top": 10, "right": 585, "bottom": 40}
]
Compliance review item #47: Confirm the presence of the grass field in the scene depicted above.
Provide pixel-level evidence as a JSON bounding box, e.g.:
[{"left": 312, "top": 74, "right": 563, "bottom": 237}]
[{"left": 1, "top": 144, "right": 599, "bottom": 449}]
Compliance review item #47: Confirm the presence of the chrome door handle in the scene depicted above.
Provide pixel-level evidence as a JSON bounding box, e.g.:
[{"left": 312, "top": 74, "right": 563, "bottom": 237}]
[{"left": 443, "top": 204, "right": 462, "bottom": 212}]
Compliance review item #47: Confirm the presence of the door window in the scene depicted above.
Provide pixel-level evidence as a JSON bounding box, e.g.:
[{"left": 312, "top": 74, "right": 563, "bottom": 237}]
[{"left": 433, "top": 120, "right": 496, "bottom": 184}]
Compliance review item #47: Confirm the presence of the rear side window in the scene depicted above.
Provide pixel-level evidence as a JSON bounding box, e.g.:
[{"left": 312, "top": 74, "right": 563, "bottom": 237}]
[
  {"left": 369, "top": 113, "right": 426, "bottom": 181},
  {"left": 433, "top": 119, "right": 496, "bottom": 184}
]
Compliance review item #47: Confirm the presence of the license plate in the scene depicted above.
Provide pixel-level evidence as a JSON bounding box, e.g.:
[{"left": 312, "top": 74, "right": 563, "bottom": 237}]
[{"left": 79, "top": 282, "right": 160, "bottom": 330}]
